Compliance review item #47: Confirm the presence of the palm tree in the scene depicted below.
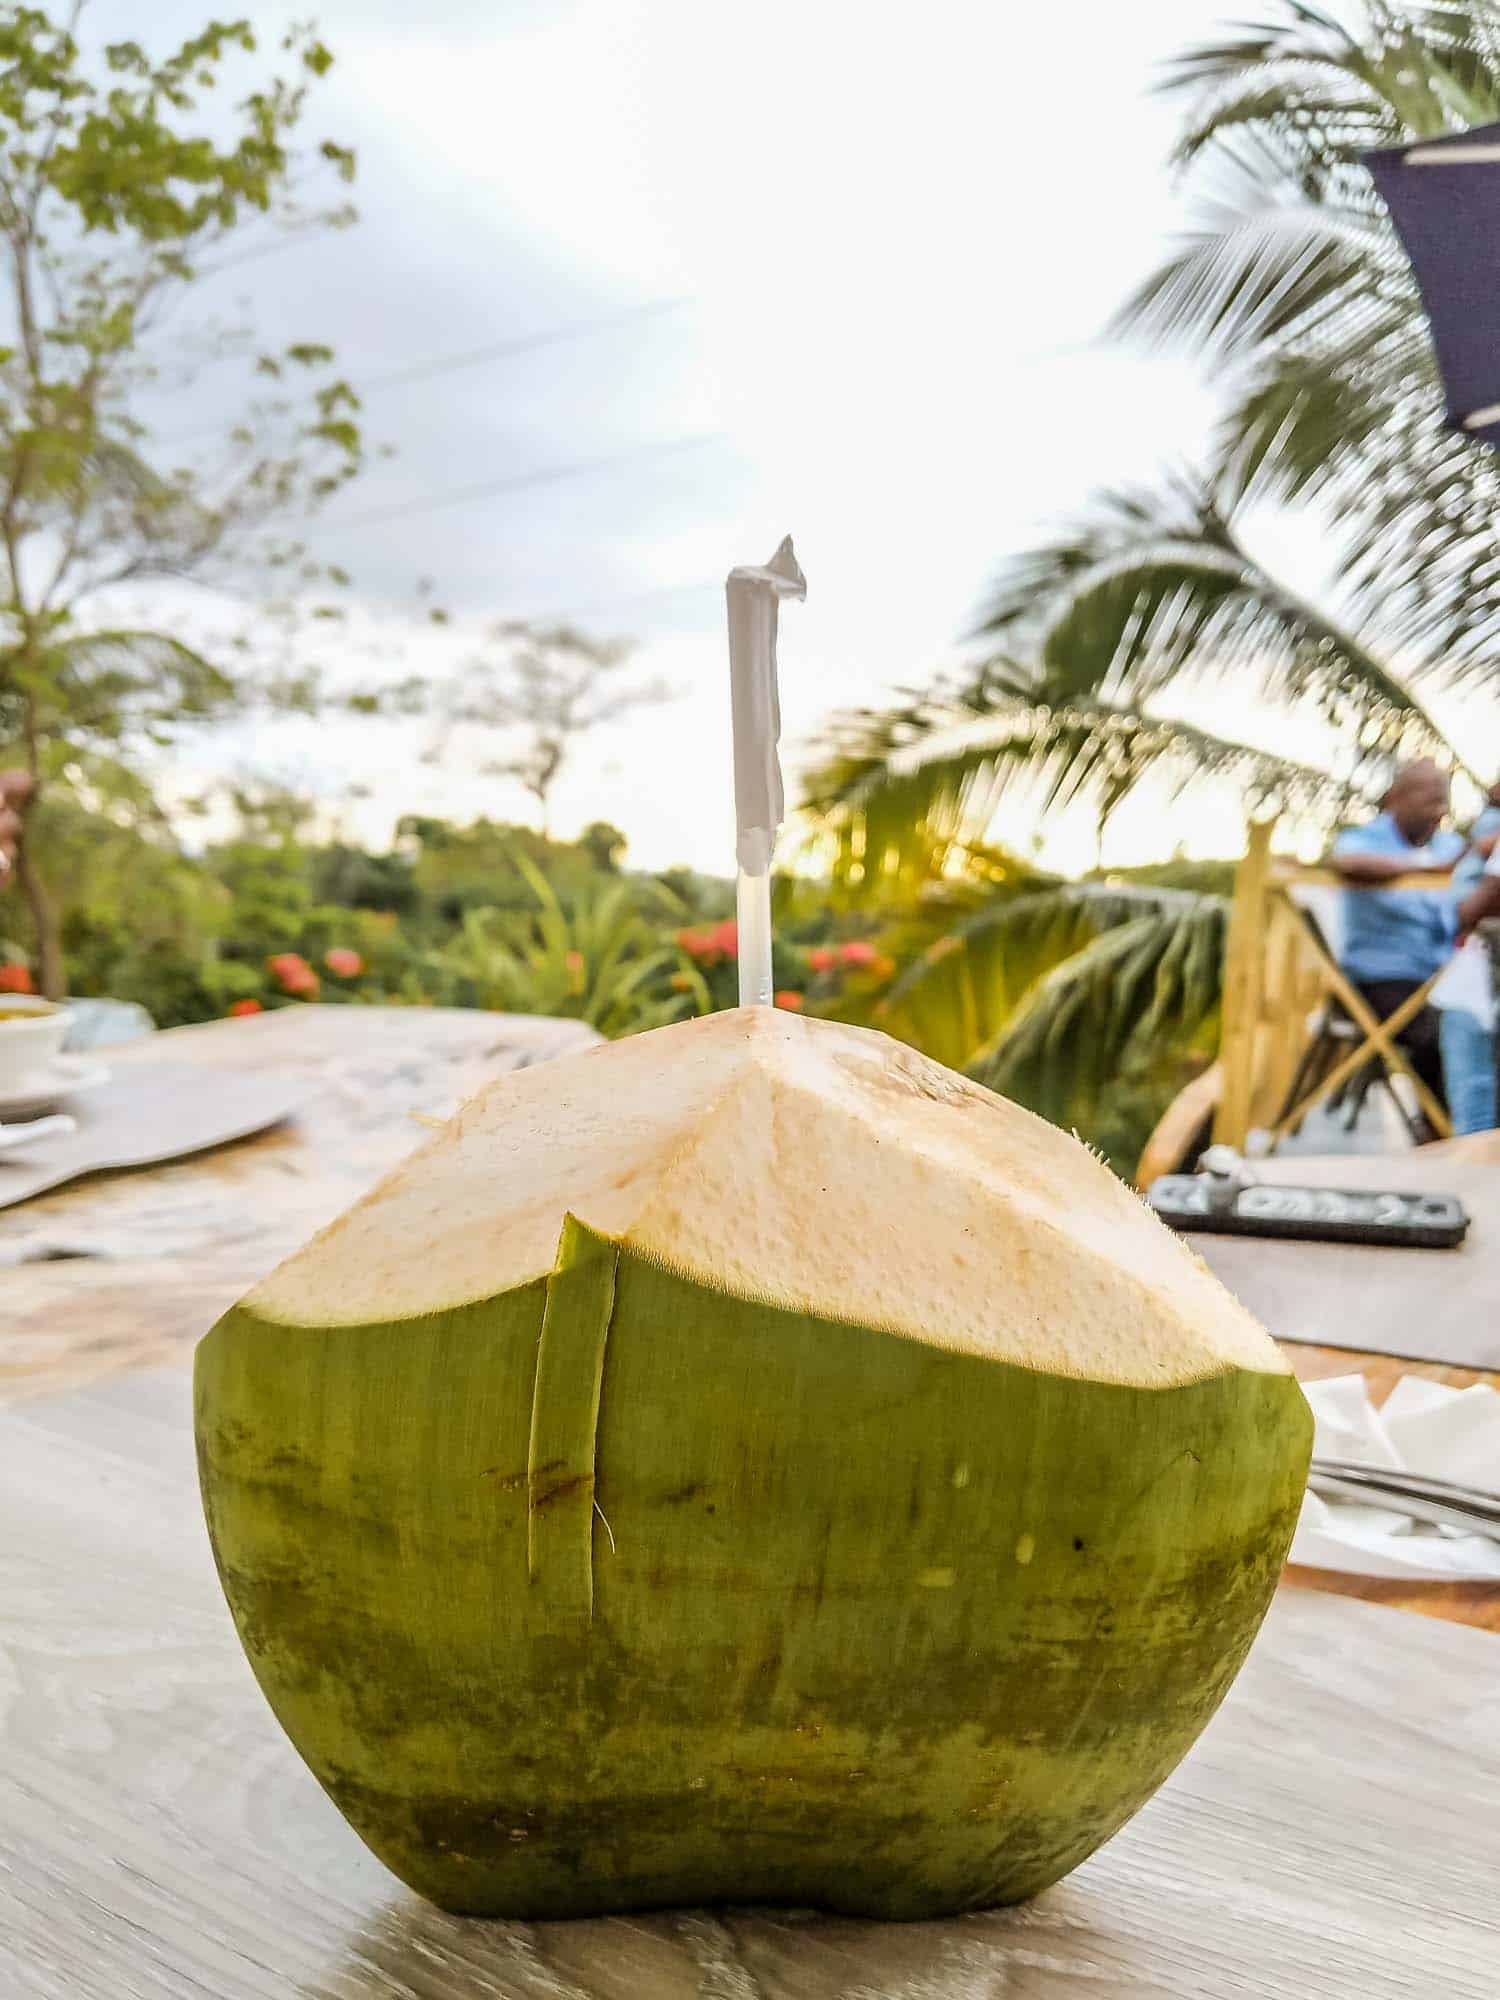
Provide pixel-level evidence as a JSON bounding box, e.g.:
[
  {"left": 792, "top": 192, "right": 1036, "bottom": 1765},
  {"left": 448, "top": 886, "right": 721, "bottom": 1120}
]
[
  {"left": 1118, "top": 0, "right": 1500, "bottom": 679},
  {"left": 802, "top": 470, "right": 1479, "bottom": 1168},
  {"left": 799, "top": 2, "right": 1500, "bottom": 1169}
]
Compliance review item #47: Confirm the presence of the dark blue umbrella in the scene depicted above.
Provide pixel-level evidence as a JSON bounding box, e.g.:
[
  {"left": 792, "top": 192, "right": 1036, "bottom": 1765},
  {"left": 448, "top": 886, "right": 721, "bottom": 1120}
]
[{"left": 1366, "top": 121, "right": 1500, "bottom": 448}]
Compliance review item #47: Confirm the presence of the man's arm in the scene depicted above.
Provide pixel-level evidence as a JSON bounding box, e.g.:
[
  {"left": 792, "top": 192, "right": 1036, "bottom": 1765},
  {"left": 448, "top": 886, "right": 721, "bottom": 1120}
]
[
  {"left": 1328, "top": 849, "right": 1423, "bottom": 883},
  {"left": 1327, "top": 829, "right": 1456, "bottom": 883}
]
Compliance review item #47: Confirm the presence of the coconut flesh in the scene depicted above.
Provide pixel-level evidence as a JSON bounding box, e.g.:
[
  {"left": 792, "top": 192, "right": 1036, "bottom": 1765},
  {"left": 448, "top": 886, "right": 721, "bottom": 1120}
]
[{"left": 195, "top": 1006, "right": 1311, "bottom": 1920}]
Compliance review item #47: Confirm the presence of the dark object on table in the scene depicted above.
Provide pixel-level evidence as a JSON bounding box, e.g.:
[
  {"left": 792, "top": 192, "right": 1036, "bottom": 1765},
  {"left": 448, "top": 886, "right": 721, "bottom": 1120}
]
[
  {"left": 1365, "top": 123, "right": 1500, "bottom": 449},
  {"left": 1149, "top": 1172, "right": 1468, "bottom": 1249}
]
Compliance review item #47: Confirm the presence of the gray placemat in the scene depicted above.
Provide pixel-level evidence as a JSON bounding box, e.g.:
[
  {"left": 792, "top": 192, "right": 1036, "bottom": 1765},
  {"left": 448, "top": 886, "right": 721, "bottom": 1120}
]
[
  {"left": 0, "top": 1062, "right": 303, "bottom": 1213},
  {"left": 1189, "top": 1150, "right": 1500, "bottom": 1371}
]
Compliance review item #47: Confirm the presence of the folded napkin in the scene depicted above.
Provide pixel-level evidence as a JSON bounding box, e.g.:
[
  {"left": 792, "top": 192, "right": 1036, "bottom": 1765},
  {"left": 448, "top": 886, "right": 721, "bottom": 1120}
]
[{"left": 1290, "top": 1373, "right": 1500, "bottom": 1581}]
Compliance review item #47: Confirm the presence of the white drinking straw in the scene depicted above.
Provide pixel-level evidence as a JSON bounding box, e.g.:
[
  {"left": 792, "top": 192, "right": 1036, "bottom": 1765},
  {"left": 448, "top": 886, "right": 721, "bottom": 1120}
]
[{"left": 725, "top": 538, "right": 805, "bottom": 1007}]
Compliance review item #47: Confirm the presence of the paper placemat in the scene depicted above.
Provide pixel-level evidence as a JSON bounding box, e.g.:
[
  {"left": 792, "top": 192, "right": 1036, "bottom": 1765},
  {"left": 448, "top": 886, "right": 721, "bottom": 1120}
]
[
  {"left": 0, "top": 1062, "right": 303, "bottom": 1213},
  {"left": 1188, "top": 1149, "right": 1500, "bottom": 1371}
]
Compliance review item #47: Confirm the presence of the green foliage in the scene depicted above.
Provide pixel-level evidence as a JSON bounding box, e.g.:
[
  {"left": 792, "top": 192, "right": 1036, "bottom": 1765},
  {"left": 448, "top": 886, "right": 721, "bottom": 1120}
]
[
  {"left": 426, "top": 854, "right": 709, "bottom": 1038},
  {"left": 971, "top": 895, "right": 1227, "bottom": 1176},
  {"left": 0, "top": 3, "right": 362, "bottom": 992}
]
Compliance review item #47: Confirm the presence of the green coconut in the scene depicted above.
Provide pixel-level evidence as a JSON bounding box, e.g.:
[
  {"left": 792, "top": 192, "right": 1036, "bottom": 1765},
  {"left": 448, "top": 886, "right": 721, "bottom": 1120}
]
[{"left": 194, "top": 1006, "right": 1310, "bottom": 1921}]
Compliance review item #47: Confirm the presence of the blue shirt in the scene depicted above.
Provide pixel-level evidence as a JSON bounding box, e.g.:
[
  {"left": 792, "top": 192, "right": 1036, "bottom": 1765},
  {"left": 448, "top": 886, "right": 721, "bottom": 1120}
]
[{"left": 1332, "top": 813, "right": 1463, "bottom": 984}]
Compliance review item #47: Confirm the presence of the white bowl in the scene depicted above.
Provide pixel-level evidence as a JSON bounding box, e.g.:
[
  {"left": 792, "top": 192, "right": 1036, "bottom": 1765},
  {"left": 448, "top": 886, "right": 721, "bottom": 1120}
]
[{"left": 0, "top": 996, "right": 70, "bottom": 1093}]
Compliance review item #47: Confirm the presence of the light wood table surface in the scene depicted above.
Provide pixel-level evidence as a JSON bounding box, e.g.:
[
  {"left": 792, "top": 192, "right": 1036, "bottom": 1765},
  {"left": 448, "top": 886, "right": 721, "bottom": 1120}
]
[
  {"left": 2, "top": 1013, "right": 1494, "bottom": 1990},
  {"left": 3, "top": 1363, "right": 1496, "bottom": 2000},
  {"left": 0, "top": 1005, "right": 598, "bottom": 1404}
]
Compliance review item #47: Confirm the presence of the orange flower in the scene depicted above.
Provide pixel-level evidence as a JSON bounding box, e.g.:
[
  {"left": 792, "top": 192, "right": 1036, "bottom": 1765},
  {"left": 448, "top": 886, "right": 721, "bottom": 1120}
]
[
  {"left": 565, "top": 950, "right": 584, "bottom": 973},
  {"left": 227, "top": 998, "right": 263, "bottom": 1018},
  {"left": 669, "top": 971, "right": 694, "bottom": 991},
  {"left": 268, "top": 952, "right": 319, "bottom": 998},
  {"left": 807, "top": 947, "right": 837, "bottom": 973},
  {"left": 0, "top": 962, "right": 34, "bottom": 994},
  {"left": 324, "top": 947, "right": 364, "bottom": 979},
  {"left": 676, "top": 927, "right": 723, "bottom": 965},
  {"left": 774, "top": 989, "right": 805, "bottom": 1011},
  {"left": 871, "top": 954, "right": 897, "bottom": 980},
  {"left": 839, "top": 940, "right": 877, "bottom": 969},
  {"left": 710, "top": 918, "right": 738, "bottom": 957}
]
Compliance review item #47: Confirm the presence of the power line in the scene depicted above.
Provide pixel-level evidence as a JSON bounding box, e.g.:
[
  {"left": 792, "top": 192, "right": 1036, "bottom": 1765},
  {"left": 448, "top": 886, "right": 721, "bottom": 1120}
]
[
  {"left": 357, "top": 297, "right": 691, "bottom": 396},
  {"left": 313, "top": 432, "right": 727, "bottom": 536},
  {"left": 158, "top": 296, "right": 694, "bottom": 448}
]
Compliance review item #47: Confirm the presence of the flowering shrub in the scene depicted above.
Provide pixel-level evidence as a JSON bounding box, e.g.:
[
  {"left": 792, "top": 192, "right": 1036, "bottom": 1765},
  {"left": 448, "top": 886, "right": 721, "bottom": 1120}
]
[
  {"left": 774, "top": 989, "right": 804, "bottom": 1010},
  {"left": 324, "top": 947, "right": 364, "bottom": 979},
  {"left": 0, "top": 961, "right": 34, "bottom": 994},
  {"left": 227, "top": 997, "right": 263, "bottom": 1017}
]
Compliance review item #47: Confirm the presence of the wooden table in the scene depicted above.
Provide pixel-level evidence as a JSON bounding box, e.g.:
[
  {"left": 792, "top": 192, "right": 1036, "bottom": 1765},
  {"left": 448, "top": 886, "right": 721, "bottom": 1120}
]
[
  {"left": 3, "top": 1363, "right": 1497, "bottom": 1999},
  {"left": 3, "top": 1012, "right": 1495, "bottom": 1991},
  {"left": 0, "top": 1006, "right": 598, "bottom": 1405}
]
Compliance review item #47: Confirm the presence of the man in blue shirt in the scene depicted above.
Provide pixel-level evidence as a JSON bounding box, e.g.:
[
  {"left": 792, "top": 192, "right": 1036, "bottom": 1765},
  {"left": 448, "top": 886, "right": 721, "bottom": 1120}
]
[{"left": 1329, "top": 759, "right": 1464, "bottom": 1115}]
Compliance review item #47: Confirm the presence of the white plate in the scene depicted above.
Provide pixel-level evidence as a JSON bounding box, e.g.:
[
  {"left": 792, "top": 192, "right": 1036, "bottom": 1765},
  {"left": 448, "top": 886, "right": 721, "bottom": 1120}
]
[{"left": 0, "top": 1055, "right": 110, "bottom": 1121}]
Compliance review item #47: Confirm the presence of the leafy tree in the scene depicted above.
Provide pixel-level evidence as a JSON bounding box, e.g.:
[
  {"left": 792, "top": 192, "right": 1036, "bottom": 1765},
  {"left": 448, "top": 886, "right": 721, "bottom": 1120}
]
[
  {"left": 0, "top": 5, "right": 362, "bottom": 992},
  {"left": 577, "top": 818, "right": 628, "bottom": 873},
  {"left": 425, "top": 621, "right": 672, "bottom": 834}
]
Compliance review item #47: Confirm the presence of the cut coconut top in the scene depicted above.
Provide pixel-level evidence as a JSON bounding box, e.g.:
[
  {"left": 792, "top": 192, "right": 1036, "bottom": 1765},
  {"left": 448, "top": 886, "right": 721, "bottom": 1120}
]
[{"left": 246, "top": 1008, "right": 1289, "bottom": 1387}]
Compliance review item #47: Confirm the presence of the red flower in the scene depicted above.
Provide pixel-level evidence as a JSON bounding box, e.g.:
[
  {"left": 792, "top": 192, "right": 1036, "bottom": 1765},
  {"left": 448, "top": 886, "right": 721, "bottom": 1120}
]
[
  {"left": 774, "top": 989, "right": 805, "bottom": 1011},
  {"left": 710, "top": 919, "right": 738, "bottom": 956},
  {"left": 807, "top": 947, "right": 837, "bottom": 974},
  {"left": 324, "top": 947, "right": 364, "bottom": 979},
  {"left": 676, "top": 927, "right": 723, "bottom": 965},
  {"left": 839, "top": 940, "right": 878, "bottom": 969},
  {"left": 227, "top": 998, "right": 263, "bottom": 1018},
  {"left": 268, "top": 952, "right": 319, "bottom": 998},
  {"left": 0, "top": 962, "right": 34, "bottom": 994}
]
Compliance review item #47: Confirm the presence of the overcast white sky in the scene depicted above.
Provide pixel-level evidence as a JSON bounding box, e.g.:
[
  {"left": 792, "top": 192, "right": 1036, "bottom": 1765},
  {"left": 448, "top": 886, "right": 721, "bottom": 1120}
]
[{"left": 127, "top": 0, "right": 1473, "bottom": 873}]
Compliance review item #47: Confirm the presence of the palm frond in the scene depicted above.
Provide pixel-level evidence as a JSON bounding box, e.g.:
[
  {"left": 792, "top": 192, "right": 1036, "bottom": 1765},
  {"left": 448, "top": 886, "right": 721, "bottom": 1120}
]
[
  {"left": 1161, "top": 3, "right": 1500, "bottom": 149},
  {"left": 1112, "top": 190, "right": 1400, "bottom": 365},
  {"left": 856, "top": 881, "right": 1197, "bottom": 1073},
  {"left": 971, "top": 897, "right": 1228, "bottom": 1130},
  {"left": 803, "top": 676, "right": 1373, "bottom": 897},
  {"left": 970, "top": 477, "right": 1465, "bottom": 769},
  {"left": 1128, "top": 0, "right": 1500, "bottom": 567},
  {"left": 31, "top": 628, "right": 236, "bottom": 738}
]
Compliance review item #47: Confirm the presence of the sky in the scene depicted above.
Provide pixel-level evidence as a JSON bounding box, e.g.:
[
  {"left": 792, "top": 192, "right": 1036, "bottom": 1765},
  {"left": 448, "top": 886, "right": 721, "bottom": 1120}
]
[{"left": 121, "top": 0, "right": 1436, "bottom": 874}]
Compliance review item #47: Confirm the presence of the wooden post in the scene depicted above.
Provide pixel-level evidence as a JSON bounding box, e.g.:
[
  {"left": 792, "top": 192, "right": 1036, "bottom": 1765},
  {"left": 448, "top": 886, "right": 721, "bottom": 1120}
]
[{"left": 1213, "top": 819, "right": 1274, "bottom": 1149}]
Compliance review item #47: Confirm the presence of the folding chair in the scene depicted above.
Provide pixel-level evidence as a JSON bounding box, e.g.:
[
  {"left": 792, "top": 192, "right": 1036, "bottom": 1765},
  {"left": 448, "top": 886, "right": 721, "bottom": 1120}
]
[{"left": 1269, "top": 881, "right": 1450, "bottom": 1147}]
